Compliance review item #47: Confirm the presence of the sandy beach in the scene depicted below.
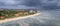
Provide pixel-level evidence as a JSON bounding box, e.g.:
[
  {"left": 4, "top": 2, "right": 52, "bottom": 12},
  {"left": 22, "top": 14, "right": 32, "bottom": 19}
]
[{"left": 0, "top": 13, "right": 40, "bottom": 24}]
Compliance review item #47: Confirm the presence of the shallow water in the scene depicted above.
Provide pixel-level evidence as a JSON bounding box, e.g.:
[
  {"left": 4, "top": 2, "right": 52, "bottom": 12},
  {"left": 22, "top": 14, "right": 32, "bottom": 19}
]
[{"left": 0, "top": 10, "right": 60, "bottom": 26}]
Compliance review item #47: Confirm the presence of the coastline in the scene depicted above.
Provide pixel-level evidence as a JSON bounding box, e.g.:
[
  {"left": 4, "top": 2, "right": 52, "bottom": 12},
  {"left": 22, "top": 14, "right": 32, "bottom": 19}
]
[{"left": 0, "top": 13, "right": 40, "bottom": 24}]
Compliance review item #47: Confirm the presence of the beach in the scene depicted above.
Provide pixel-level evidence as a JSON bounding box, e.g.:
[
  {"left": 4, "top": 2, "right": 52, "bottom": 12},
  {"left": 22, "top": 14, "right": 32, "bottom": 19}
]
[{"left": 0, "top": 13, "right": 40, "bottom": 24}]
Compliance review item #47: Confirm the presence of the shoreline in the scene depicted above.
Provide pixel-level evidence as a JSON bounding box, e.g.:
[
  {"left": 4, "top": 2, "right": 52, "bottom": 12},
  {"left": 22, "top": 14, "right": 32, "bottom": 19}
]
[{"left": 0, "top": 13, "right": 40, "bottom": 24}]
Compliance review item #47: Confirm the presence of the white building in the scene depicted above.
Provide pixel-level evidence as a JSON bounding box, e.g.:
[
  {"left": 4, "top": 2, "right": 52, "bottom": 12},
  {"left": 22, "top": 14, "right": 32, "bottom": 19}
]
[{"left": 29, "top": 10, "right": 34, "bottom": 13}]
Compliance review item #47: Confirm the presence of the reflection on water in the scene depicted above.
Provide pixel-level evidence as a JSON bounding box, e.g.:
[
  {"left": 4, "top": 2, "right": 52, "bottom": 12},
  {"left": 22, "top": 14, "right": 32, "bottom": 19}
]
[{"left": 0, "top": 10, "right": 60, "bottom": 26}]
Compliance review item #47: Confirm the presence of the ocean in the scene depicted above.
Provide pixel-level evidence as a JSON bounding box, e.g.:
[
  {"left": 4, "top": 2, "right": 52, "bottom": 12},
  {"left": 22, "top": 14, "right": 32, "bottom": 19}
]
[{"left": 0, "top": 9, "right": 60, "bottom": 26}]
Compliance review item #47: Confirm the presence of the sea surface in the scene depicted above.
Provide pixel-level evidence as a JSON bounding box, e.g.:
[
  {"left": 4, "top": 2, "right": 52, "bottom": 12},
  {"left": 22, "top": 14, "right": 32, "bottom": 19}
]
[{"left": 0, "top": 9, "right": 60, "bottom": 26}]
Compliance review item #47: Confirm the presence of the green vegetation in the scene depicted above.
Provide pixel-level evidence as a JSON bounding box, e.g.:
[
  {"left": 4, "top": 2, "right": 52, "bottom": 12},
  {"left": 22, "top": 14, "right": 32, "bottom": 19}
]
[{"left": 0, "top": 9, "right": 38, "bottom": 20}]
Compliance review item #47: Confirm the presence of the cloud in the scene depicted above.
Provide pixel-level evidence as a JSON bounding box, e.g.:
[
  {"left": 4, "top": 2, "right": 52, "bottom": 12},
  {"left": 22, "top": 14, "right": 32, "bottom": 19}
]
[
  {"left": 22, "top": 0, "right": 40, "bottom": 6},
  {"left": 0, "top": 0, "right": 60, "bottom": 9},
  {"left": 0, "top": 5, "right": 37, "bottom": 9},
  {"left": 23, "top": 0, "right": 60, "bottom": 9},
  {"left": 40, "top": 0, "right": 60, "bottom": 9},
  {"left": 0, "top": 0, "right": 23, "bottom": 5},
  {"left": 0, "top": 0, "right": 37, "bottom": 9}
]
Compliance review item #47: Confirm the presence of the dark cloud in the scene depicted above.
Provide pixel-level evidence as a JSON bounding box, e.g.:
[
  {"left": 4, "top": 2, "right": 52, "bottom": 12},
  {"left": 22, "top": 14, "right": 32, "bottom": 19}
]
[
  {"left": 0, "top": 0, "right": 60, "bottom": 9},
  {"left": 23, "top": 0, "right": 60, "bottom": 9},
  {"left": 22, "top": 0, "right": 40, "bottom": 6}
]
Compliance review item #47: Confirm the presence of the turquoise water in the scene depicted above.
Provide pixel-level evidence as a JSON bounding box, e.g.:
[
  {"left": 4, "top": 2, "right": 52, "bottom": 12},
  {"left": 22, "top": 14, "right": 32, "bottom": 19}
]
[{"left": 0, "top": 10, "right": 60, "bottom": 26}]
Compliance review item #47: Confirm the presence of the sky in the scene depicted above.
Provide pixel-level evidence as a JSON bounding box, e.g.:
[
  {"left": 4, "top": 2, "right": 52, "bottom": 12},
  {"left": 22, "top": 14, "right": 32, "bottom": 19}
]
[
  {"left": 0, "top": 0, "right": 38, "bottom": 9},
  {"left": 0, "top": 0, "right": 60, "bottom": 9},
  {"left": 0, "top": 0, "right": 60, "bottom": 26}
]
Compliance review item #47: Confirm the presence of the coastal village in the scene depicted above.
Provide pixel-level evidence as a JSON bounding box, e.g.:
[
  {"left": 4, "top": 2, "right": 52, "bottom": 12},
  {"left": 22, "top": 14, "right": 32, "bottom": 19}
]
[{"left": 0, "top": 9, "right": 39, "bottom": 20}]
